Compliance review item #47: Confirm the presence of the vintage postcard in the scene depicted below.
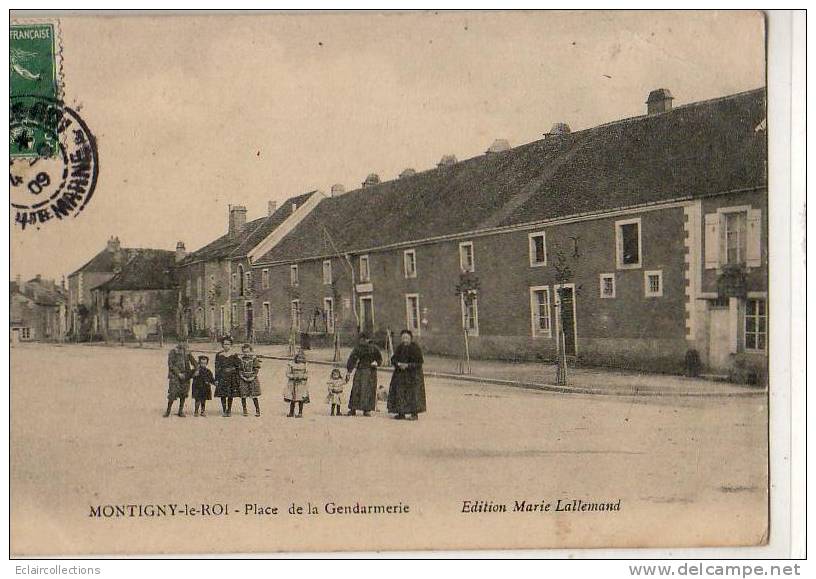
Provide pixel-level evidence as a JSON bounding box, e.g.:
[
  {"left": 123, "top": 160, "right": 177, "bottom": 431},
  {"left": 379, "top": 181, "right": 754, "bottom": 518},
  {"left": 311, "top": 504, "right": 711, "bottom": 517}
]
[{"left": 9, "top": 10, "right": 771, "bottom": 556}]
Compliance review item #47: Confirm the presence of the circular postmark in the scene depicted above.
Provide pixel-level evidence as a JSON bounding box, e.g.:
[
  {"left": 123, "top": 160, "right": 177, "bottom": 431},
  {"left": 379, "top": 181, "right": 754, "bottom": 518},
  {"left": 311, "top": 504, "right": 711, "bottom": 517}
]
[{"left": 9, "top": 95, "right": 99, "bottom": 230}]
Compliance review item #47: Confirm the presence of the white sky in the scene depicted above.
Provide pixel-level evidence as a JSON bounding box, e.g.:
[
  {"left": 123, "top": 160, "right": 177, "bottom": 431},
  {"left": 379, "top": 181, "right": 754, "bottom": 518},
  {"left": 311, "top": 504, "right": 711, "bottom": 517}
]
[{"left": 10, "top": 10, "right": 766, "bottom": 282}]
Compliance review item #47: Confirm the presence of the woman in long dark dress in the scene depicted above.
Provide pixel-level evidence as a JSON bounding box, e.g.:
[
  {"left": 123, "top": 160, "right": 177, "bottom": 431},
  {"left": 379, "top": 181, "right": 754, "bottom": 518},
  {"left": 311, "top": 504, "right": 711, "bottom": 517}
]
[
  {"left": 345, "top": 333, "right": 382, "bottom": 417},
  {"left": 214, "top": 336, "right": 240, "bottom": 417},
  {"left": 387, "top": 330, "right": 427, "bottom": 421}
]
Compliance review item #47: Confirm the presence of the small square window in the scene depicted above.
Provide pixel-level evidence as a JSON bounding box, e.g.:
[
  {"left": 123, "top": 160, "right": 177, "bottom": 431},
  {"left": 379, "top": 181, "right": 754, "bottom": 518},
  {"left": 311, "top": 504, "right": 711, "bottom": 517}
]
[
  {"left": 599, "top": 274, "right": 616, "bottom": 298},
  {"left": 644, "top": 270, "right": 663, "bottom": 297}
]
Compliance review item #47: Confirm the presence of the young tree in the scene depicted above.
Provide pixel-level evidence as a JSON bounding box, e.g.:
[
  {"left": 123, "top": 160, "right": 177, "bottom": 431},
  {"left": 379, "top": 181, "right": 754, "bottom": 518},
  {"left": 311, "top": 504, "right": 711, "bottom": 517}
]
[
  {"left": 454, "top": 271, "right": 480, "bottom": 375},
  {"left": 551, "top": 244, "right": 579, "bottom": 385}
]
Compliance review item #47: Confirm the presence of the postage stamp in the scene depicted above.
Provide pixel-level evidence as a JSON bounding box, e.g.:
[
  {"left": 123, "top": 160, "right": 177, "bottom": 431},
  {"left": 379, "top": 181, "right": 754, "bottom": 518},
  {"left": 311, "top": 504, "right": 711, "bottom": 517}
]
[{"left": 10, "top": 22, "right": 62, "bottom": 158}]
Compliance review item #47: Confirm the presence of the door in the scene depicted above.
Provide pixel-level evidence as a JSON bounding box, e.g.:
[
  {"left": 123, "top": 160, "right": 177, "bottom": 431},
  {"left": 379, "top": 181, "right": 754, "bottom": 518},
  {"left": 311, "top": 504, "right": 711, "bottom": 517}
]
[
  {"left": 554, "top": 284, "right": 577, "bottom": 356},
  {"left": 708, "top": 306, "right": 731, "bottom": 371},
  {"left": 245, "top": 302, "right": 254, "bottom": 338},
  {"left": 359, "top": 296, "right": 374, "bottom": 335}
]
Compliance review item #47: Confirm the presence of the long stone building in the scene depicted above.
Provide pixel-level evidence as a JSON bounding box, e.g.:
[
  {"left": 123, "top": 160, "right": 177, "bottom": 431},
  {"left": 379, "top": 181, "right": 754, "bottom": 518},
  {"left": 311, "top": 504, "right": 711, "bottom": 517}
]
[{"left": 244, "top": 88, "right": 767, "bottom": 377}]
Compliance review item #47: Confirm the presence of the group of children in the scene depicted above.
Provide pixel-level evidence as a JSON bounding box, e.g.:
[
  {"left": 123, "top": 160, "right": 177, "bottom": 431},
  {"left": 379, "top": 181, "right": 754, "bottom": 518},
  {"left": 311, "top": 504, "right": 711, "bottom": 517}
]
[{"left": 165, "top": 336, "right": 349, "bottom": 419}]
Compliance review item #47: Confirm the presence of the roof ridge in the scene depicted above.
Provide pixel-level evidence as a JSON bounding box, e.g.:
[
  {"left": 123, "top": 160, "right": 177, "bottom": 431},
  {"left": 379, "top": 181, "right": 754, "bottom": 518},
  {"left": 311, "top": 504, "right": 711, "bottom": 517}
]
[
  {"left": 328, "top": 87, "right": 766, "bottom": 199},
  {"left": 585, "top": 86, "right": 766, "bottom": 133}
]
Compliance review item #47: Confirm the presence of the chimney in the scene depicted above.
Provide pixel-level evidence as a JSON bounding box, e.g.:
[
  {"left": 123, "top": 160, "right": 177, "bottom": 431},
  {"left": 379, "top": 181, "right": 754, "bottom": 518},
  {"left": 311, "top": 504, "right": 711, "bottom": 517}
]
[
  {"left": 267, "top": 200, "right": 277, "bottom": 216},
  {"left": 331, "top": 183, "right": 346, "bottom": 197},
  {"left": 106, "top": 236, "right": 121, "bottom": 253},
  {"left": 291, "top": 201, "right": 298, "bottom": 214},
  {"left": 399, "top": 168, "right": 416, "bottom": 179},
  {"left": 544, "top": 123, "right": 571, "bottom": 139},
  {"left": 646, "top": 88, "right": 673, "bottom": 115},
  {"left": 175, "top": 241, "right": 186, "bottom": 263},
  {"left": 15, "top": 274, "right": 21, "bottom": 285},
  {"left": 228, "top": 205, "right": 247, "bottom": 238},
  {"left": 486, "top": 139, "right": 510, "bottom": 154},
  {"left": 362, "top": 173, "right": 380, "bottom": 188},
  {"left": 437, "top": 154, "right": 457, "bottom": 168}
]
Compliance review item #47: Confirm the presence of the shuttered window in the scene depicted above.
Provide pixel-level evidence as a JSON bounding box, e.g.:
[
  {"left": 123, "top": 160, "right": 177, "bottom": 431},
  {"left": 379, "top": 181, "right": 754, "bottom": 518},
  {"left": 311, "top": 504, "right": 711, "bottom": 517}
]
[{"left": 705, "top": 207, "right": 762, "bottom": 269}]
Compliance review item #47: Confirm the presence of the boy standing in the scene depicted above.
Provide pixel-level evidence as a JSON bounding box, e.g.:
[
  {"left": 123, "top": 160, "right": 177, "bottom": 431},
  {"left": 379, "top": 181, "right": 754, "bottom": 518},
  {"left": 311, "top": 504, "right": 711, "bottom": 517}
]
[{"left": 165, "top": 338, "right": 196, "bottom": 417}]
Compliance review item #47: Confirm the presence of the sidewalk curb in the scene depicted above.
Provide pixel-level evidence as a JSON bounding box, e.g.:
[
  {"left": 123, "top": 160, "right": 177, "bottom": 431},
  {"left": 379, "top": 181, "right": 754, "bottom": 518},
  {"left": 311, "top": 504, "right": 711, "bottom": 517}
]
[
  {"left": 62, "top": 343, "right": 765, "bottom": 399},
  {"left": 211, "top": 350, "right": 765, "bottom": 399}
]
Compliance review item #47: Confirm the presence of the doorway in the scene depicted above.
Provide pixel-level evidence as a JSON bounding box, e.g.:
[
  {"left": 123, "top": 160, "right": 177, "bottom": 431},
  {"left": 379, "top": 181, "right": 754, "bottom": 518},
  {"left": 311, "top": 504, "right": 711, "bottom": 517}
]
[
  {"left": 708, "top": 305, "right": 732, "bottom": 371},
  {"left": 359, "top": 295, "right": 374, "bottom": 336},
  {"left": 245, "top": 301, "right": 254, "bottom": 339}
]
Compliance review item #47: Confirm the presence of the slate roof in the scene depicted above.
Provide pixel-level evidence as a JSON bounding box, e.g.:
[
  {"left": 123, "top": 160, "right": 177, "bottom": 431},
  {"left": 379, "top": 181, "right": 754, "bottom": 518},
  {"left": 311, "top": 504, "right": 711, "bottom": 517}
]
[
  {"left": 182, "top": 191, "right": 317, "bottom": 264},
  {"left": 93, "top": 250, "right": 177, "bottom": 291},
  {"left": 257, "top": 88, "right": 766, "bottom": 264},
  {"left": 11, "top": 278, "right": 67, "bottom": 306},
  {"left": 69, "top": 247, "right": 132, "bottom": 275}
]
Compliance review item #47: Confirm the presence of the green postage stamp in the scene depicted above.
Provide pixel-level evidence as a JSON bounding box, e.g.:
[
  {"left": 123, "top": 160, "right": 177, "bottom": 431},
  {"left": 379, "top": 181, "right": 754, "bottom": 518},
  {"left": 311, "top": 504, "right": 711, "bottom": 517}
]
[{"left": 9, "top": 22, "right": 61, "bottom": 158}]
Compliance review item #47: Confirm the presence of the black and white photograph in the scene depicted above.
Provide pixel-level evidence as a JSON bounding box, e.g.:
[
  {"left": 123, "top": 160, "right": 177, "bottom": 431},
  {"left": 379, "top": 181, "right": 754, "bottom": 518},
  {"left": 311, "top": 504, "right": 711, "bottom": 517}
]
[{"left": 7, "top": 8, "right": 802, "bottom": 560}]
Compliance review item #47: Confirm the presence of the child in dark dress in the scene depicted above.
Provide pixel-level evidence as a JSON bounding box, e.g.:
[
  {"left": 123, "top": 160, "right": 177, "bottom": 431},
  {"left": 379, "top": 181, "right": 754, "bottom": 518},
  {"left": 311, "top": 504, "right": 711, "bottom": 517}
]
[{"left": 191, "top": 355, "right": 215, "bottom": 417}]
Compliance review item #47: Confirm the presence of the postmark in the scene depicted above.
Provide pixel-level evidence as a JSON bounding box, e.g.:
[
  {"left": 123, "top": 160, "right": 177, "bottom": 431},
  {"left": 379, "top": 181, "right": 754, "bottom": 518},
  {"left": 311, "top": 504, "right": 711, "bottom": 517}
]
[{"left": 9, "top": 96, "right": 99, "bottom": 230}]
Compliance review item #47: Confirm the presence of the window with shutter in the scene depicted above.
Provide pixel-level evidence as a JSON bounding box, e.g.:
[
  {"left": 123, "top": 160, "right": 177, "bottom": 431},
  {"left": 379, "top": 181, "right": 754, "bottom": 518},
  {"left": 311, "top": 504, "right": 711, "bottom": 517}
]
[
  {"left": 745, "top": 209, "right": 762, "bottom": 267},
  {"left": 704, "top": 213, "right": 720, "bottom": 269}
]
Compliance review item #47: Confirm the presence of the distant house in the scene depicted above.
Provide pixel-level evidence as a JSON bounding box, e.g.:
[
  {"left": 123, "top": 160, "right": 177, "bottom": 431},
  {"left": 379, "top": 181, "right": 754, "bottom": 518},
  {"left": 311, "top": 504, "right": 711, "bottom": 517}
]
[
  {"left": 175, "top": 191, "right": 321, "bottom": 341},
  {"left": 10, "top": 275, "right": 67, "bottom": 343},
  {"left": 90, "top": 249, "right": 179, "bottom": 341},
  {"left": 250, "top": 88, "right": 767, "bottom": 377},
  {"left": 66, "top": 236, "right": 131, "bottom": 339}
]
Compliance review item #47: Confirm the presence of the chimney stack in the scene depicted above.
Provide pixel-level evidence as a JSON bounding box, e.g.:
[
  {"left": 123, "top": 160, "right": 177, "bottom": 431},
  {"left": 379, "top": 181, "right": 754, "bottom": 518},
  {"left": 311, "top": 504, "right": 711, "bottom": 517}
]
[
  {"left": 176, "top": 241, "right": 186, "bottom": 263},
  {"left": 362, "top": 173, "right": 380, "bottom": 188},
  {"left": 544, "top": 123, "right": 571, "bottom": 139},
  {"left": 106, "top": 236, "right": 121, "bottom": 253},
  {"left": 267, "top": 200, "right": 277, "bottom": 216},
  {"left": 646, "top": 88, "right": 673, "bottom": 115},
  {"left": 331, "top": 183, "right": 346, "bottom": 197},
  {"left": 437, "top": 154, "right": 457, "bottom": 168},
  {"left": 399, "top": 168, "right": 416, "bottom": 179},
  {"left": 228, "top": 205, "right": 247, "bottom": 238},
  {"left": 486, "top": 139, "right": 510, "bottom": 154}
]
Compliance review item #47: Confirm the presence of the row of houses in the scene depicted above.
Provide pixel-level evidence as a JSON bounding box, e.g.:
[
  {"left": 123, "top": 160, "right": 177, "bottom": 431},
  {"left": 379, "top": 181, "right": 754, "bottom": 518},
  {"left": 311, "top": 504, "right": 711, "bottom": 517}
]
[
  {"left": 64, "top": 87, "right": 768, "bottom": 376},
  {"left": 10, "top": 275, "right": 68, "bottom": 343}
]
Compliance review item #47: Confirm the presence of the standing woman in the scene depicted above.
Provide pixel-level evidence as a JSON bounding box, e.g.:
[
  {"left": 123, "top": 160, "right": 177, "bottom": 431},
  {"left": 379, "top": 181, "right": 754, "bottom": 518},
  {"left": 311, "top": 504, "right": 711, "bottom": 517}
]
[
  {"left": 387, "top": 330, "right": 427, "bottom": 421},
  {"left": 214, "top": 336, "right": 240, "bottom": 417},
  {"left": 345, "top": 333, "right": 382, "bottom": 417}
]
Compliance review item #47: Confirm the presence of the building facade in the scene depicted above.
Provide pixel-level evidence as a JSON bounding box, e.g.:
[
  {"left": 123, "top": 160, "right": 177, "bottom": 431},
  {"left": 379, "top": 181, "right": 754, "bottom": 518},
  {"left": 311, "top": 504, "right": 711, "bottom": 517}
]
[
  {"left": 174, "top": 191, "right": 322, "bottom": 341},
  {"left": 10, "top": 276, "right": 67, "bottom": 343},
  {"left": 90, "top": 249, "right": 179, "bottom": 341},
  {"left": 250, "top": 88, "right": 767, "bottom": 378}
]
